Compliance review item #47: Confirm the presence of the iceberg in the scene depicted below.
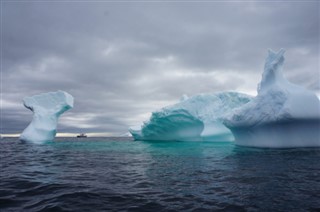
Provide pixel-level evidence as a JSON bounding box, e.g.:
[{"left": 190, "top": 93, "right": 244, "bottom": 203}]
[
  {"left": 130, "top": 92, "right": 252, "bottom": 141},
  {"left": 224, "top": 49, "right": 320, "bottom": 148},
  {"left": 20, "top": 91, "right": 74, "bottom": 143}
]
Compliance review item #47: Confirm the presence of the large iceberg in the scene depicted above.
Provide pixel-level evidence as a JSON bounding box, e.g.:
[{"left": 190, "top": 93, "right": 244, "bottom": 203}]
[
  {"left": 20, "top": 91, "right": 74, "bottom": 143},
  {"left": 224, "top": 49, "right": 320, "bottom": 148},
  {"left": 130, "top": 92, "right": 252, "bottom": 141}
]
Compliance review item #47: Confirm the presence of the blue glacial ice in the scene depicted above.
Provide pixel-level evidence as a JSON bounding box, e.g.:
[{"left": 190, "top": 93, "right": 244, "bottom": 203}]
[
  {"left": 224, "top": 49, "right": 320, "bottom": 148},
  {"left": 20, "top": 91, "right": 74, "bottom": 143},
  {"left": 130, "top": 92, "right": 252, "bottom": 141}
]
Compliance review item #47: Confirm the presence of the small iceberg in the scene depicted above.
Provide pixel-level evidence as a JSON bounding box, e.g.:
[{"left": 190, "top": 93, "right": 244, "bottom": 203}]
[
  {"left": 130, "top": 92, "right": 252, "bottom": 141},
  {"left": 224, "top": 49, "right": 320, "bottom": 148},
  {"left": 20, "top": 90, "right": 74, "bottom": 143}
]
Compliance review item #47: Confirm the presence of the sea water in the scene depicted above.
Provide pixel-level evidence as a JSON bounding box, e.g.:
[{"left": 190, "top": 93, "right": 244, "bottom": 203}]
[{"left": 1, "top": 137, "right": 319, "bottom": 211}]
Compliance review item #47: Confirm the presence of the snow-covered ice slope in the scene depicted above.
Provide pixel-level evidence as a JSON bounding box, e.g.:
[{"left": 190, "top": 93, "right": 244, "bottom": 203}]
[
  {"left": 224, "top": 49, "right": 320, "bottom": 148},
  {"left": 130, "top": 92, "right": 252, "bottom": 141},
  {"left": 20, "top": 91, "right": 74, "bottom": 143}
]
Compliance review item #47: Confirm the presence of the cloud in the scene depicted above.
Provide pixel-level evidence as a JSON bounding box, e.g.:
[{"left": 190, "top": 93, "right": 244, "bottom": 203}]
[{"left": 1, "top": 1, "right": 319, "bottom": 135}]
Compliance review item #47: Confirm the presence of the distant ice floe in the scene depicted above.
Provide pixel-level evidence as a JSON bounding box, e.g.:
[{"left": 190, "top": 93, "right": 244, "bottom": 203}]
[
  {"left": 20, "top": 91, "right": 74, "bottom": 143},
  {"left": 223, "top": 49, "right": 320, "bottom": 147}
]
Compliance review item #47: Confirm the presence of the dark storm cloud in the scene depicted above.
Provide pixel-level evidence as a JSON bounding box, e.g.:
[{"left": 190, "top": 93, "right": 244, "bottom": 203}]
[{"left": 1, "top": 1, "right": 319, "bottom": 135}]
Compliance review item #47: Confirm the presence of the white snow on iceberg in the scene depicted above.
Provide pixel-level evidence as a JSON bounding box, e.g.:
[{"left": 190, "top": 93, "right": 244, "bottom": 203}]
[
  {"left": 130, "top": 92, "right": 252, "bottom": 141},
  {"left": 20, "top": 90, "right": 74, "bottom": 143},
  {"left": 224, "top": 49, "right": 320, "bottom": 148}
]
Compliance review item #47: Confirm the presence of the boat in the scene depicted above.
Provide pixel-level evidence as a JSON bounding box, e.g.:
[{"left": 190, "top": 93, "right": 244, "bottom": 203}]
[{"left": 77, "top": 133, "right": 87, "bottom": 138}]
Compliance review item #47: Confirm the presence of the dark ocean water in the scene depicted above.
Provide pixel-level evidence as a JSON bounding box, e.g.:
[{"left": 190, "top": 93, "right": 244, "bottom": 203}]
[{"left": 1, "top": 137, "right": 320, "bottom": 212}]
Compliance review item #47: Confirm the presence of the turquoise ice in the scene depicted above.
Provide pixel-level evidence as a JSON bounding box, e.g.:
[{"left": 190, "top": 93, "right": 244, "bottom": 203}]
[{"left": 130, "top": 92, "right": 252, "bottom": 141}]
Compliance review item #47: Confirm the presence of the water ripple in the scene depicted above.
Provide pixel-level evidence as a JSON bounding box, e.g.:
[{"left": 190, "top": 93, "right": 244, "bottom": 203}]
[{"left": 1, "top": 138, "right": 320, "bottom": 211}]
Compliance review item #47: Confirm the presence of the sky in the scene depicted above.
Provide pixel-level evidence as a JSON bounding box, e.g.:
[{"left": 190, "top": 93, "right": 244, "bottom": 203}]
[{"left": 1, "top": 0, "right": 319, "bottom": 136}]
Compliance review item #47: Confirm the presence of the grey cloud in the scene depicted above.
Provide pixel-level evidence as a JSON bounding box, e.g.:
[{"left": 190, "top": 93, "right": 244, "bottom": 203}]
[{"left": 2, "top": 1, "right": 319, "bottom": 135}]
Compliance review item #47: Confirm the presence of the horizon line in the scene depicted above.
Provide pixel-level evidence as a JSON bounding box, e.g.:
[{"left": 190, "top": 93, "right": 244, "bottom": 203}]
[{"left": 1, "top": 132, "right": 132, "bottom": 138}]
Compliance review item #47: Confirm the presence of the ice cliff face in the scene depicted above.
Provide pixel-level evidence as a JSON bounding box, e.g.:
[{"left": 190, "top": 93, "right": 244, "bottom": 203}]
[
  {"left": 130, "top": 92, "right": 252, "bottom": 141},
  {"left": 224, "top": 49, "right": 320, "bottom": 148},
  {"left": 20, "top": 91, "right": 74, "bottom": 143}
]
